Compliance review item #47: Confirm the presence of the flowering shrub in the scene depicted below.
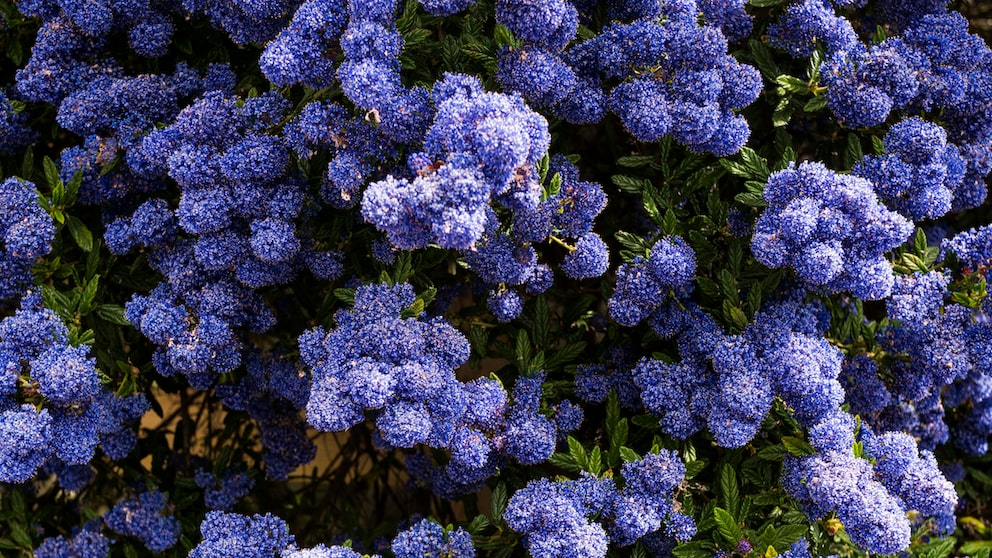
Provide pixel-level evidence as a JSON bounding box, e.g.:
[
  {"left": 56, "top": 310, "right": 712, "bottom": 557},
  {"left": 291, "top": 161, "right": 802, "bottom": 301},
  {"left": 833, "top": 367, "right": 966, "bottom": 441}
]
[{"left": 1, "top": 0, "right": 991, "bottom": 557}]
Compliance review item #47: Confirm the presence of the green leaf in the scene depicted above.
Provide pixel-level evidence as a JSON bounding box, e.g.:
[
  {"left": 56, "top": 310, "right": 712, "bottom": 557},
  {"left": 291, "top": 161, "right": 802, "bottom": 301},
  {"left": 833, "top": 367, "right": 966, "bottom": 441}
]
[
  {"left": 610, "top": 418, "right": 629, "bottom": 467},
  {"left": 642, "top": 189, "right": 661, "bottom": 222},
  {"left": 872, "top": 135, "right": 886, "bottom": 155},
  {"left": 844, "top": 134, "right": 864, "bottom": 170},
  {"left": 43, "top": 155, "right": 61, "bottom": 190},
  {"left": 684, "top": 459, "right": 707, "bottom": 479},
  {"left": 21, "top": 146, "right": 34, "bottom": 181},
  {"left": 67, "top": 215, "right": 94, "bottom": 252},
  {"left": 960, "top": 544, "right": 992, "bottom": 558},
  {"left": 96, "top": 304, "right": 131, "bottom": 326},
  {"left": 8, "top": 523, "right": 31, "bottom": 550},
  {"left": 713, "top": 507, "right": 743, "bottom": 544},
  {"left": 773, "top": 524, "right": 808, "bottom": 549},
  {"left": 515, "top": 331, "right": 531, "bottom": 373},
  {"left": 916, "top": 536, "right": 956, "bottom": 558},
  {"left": 605, "top": 390, "right": 620, "bottom": 435},
  {"left": 9, "top": 488, "right": 25, "bottom": 517},
  {"left": 547, "top": 452, "right": 582, "bottom": 473},
  {"left": 333, "top": 288, "right": 355, "bottom": 304},
  {"left": 392, "top": 251, "right": 414, "bottom": 283},
  {"left": 567, "top": 436, "right": 588, "bottom": 469},
  {"left": 78, "top": 274, "right": 100, "bottom": 315},
  {"left": 612, "top": 174, "right": 652, "bottom": 194},
  {"left": 490, "top": 483, "right": 508, "bottom": 523},
  {"left": 914, "top": 228, "right": 928, "bottom": 255},
  {"left": 719, "top": 269, "right": 738, "bottom": 300},
  {"left": 466, "top": 514, "right": 490, "bottom": 534},
  {"left": 773, "top": 103, "right": 795, "bottom": 127},
  {"left": 781, "top": 436, "right": 816, "bottom": 456},
  {"left": 719, "top": 466, "right": 740, "bottom": 519},
  {"left": 536, "top": 152, "right": 550, "bottom": 181},
  {"left": 776, "top": 75, "right": 809, "bottom": 95},
  {"left": 718, "top": 159, "right": 753, "bottom": 180},
  {"left": 803, "top": 95, "right": 827, "bottom": 112},
  {"left": 755, "top": 444, "right": 787, "bottom": 461},
  {"left": 673, "top": 541, "right": 717, "bottom": 558},
  {"left": 65, "top": 169, "right": 83, "bottom": 206},
  {"left": 617, "top": 155, "right": 656, "bottom": 168},
  {"left": 547, "top": 172, "right": 562, "bottom": 198},
  {"left": 493, "top": 23, "right": 520, "bottom": 48},
  {"left": 722, "top": 300, "right": 749, "bottom": 332},
  {"left": 748, "top": 39, "right": 780, "bottom": 81},
  {"left": 619, "top": 446, "right": 640, "bottom": 462},
  {"left": 588, "top": 445, "right": 602, "bottom": 475},
  {"left": 740, "top": 147, "right": 771, "bottom": 180},
  {"left": 661, "top": 208, "right": 678, "bottom": 235},
  {"left": 749, "top": 0, "right": 788, "bottom": 6}
]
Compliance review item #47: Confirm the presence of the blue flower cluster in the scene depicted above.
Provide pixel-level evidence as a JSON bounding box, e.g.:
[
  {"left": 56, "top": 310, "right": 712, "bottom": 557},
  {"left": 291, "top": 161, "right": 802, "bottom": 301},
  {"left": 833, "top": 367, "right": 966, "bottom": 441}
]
[
  {"left": 504, "top": 450, "right": 690, "bottom": 557},
  {"left": 403, "top": 376, "right": 573, "bottom": 498},
  {"left": 853, "top": 117, "right": 966, "bottom": 220},
  {"left": 35, "top": 521, "right": 110, "bottom": 558},
  {"left": 303, "top": 283, "right": 582, "bottom": 497},
  {"left": 190, "top": 511, "right": 298, "bottom": 558},
  {"left": 214, "top": 352, "right": 317, "bottom": 480},
  {"left": 784, "top": 414, "right": 956, "bottom": 555},
  {"left": 0, "top": 178, "right": 55, "bottom": 300},
  {"left": 0, "top": 293, "right": 147, "bottom": 483},
  {"left": 634, "top": 296, "right": 845, "bottom": 447},
  {"left": 120, "top": 91, "right": 343, "bottom": 390},
  {"left": 815, "top": 10, "right": 992, "bottom": 208},
  {"left": 191, "top": 510, "right": 475, "bottom": 557},
  {"left": 300, "top": 282, "right": 472, "bottom": 444},
  {"left": 751, "top": 161, "right": 913, "bottom": 300},
  {"left": 495, "top": 0, "right": 761, "bottom": 155},
  {"left": 0, "top": 91, "right": 34, "bottom": 155},
  {"left": 767, "top": 0, "right": 858, "bottom": 58},
  {"left": 362, "top": 73, "right": 549, "bottom": 250},
  {"left": 5, "top": 0, "right": 992, "bottom": 556},
  {"left": 391, "top": 518, "right": 474, "bottom": 558},
  {"left": 103, "top": 488, "right": 181, "bottom": 552},
  {"left": 259, "top": 0, "right": 347, "bottom": 88},
  {"left": 608, "top": 236, "right": 697, "bottom": 327},
  {"left": 195, "top": 467, "right": 256, "bottom": 510}
]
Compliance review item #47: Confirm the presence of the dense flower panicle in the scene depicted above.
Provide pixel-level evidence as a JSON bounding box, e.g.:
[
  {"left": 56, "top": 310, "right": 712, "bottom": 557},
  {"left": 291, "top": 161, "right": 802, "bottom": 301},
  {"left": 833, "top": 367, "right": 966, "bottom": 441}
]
[
  {"left": 0, "top": 405, "right": 52, "bottom": 483},
  {"left": 103, "top": 489, "right": 181, "bottom": 552},
  {"left": 768, "top": 0, "right": 858, "bottom": 57},
  {"left": 0, "top": 178, "right": 56, "bottom": 299},
  {"left": 634, "top": 296, "right": 845, "bottom": 448},
  {"left": 487, "top": 288, "right": 524, "bottom": 322},
  {"left": 0, "top": 293, "right": 148, "bottom": 481},
  {"left": 35, "top": 522, "right": 110, "bottom": 558},
  {"left": 700, "top": 0, "right": 752, "bottom": 43},
  {"left": 505, "top": 451, "right": 688, "bottom": 556},
  {"left": 300, "top": 283, "right": 472, "bottom": 443},
  {"left": 751, "top": 162, "right": 913, "bottom": 299},
  {"left": 608, "top": 236, "right": 696, "bottom": 327},
  {"left": 190, "top": 511, "right": 296, "bottom": 558},
  {"left": 784, "top": 450, "right": 911, "bottom": 554},
  {"left": 816, "top": 12, "right": 992, "bottom": 211},
  {"left": 0, "top": 91, "right": 35, "bottom": 155},
  {"left": 391, "top": 519, "right": 474, "bottom": 558},
  {"left": 941, "top": 224, "right": 992, "bottom": 267},
  {"left": 259, "top": 0, "right": 347, "bottom": 88},
  {"left": 853, "top": 117, "right": 965, "bottom": 220},
  {"left": 494, "top": 0, "right": 578, "bottom": 52},
  {"left": 195, "top": 468, "right": 256, "bottom": 510}
]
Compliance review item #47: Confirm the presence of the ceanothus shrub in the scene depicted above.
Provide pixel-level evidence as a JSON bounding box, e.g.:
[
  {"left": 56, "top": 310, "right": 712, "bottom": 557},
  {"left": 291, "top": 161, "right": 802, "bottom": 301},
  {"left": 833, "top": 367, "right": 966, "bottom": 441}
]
[{"left": 1, "top": 0, "right": 991, "bottom": 557}]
